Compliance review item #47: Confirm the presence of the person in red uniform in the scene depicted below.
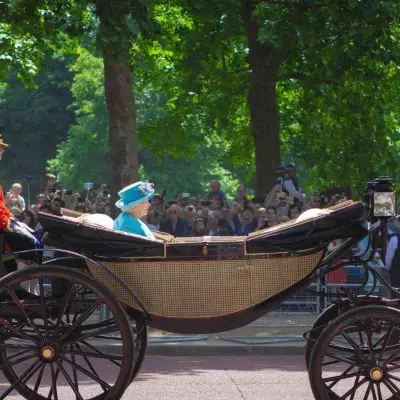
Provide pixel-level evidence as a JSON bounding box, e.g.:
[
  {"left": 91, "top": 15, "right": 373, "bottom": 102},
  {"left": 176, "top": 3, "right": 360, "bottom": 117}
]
[{"left": 0, "top": 133, "right": 11, "bottom": 231}]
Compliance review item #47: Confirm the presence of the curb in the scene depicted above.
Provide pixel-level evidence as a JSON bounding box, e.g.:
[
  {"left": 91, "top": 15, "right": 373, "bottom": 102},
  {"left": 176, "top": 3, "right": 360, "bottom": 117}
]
[{"left": 145, "top": 342, "right": 306, "bottom": 356}]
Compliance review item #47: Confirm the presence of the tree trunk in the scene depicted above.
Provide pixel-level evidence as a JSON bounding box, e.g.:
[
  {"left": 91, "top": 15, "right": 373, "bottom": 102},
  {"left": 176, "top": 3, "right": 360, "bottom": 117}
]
[
  {"left": 96, "top": 1, "right": 139, "bottom": 213},
  {"left": 240, "top": 0, "right": 281, "bottom": 199}
]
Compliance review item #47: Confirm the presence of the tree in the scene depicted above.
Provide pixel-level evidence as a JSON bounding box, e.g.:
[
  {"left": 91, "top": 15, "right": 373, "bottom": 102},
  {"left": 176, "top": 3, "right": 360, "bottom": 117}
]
[
  {"left": 49, "top": 49, "right": 241, "bottom": 199},
  {"left": 0, "top": 57, "right": 74, "bottom": 196},
  {"left": 0, "top": 0, "right": 153, "bottom": 199}
]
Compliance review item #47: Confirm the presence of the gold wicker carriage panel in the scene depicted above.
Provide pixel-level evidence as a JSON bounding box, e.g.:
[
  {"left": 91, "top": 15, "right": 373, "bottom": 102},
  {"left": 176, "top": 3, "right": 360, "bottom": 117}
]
[{"left": 86, "top": 249, "right": 323, "bottom": 318}]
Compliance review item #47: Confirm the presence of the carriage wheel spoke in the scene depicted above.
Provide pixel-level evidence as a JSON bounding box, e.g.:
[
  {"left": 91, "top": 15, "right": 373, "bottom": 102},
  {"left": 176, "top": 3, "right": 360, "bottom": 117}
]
[
  {"left": 50, "top": 362, "right": 59, "bottom": 400},
  {"left": 365, "top": 320, "right": 375, "bottom": 357},
  {"left": 75, "top": 343, "right": 110, "bottom": 392},
  {"left": 61, "top": 299, "right": 103, "bottom": 341},
  {"left": 0, "top": 359, "right": 41, "bottom": 400},
  {"left": 376, "top": 382, "right": 383, "bottom": 400},
  {"left": 6, "top": 288, "right": 41, "bottom": 337},
  {"left": 71, "top": 323, "right": 121, "bottom": 344},
  {"left": 61, "top": 355, "right": 112, "bottom": 390},
  {"left": 341, "top": 331, "right": 367, "bottom": 361},
  {"left": 7, "top": 348, "right": 35, "bottom": 361},
  {"left": 326, "top": 351, "right": 358, "bottom": 367},
  {"left": 55, "top": 282, "right": 75, "bottom": 334},
  {"left": 0, "top": 342, "right": 36, "bottom": 351},
  {"left": 57, "top": 360, "right": 84, "bottom": 400},
  {"left": 375, "top": 324, "right": 393, "bottom": 355},
  {"left": 338, "top": 377, "right": 367, "bottom": 400},
  {"left": 34, "top": 363, "right": 46, "bottom": 393},
  {"left": 38, "top": 278, "right": 49, "bottom": 331},
  {"left": 350, "top": 372, "right": 361, "bottom": 400},
  {"left": 370, "top": 382, "right": 378, "bottom": 400},
  {"left": 363, "top": 382, "right": 372, "bottom": 400},
  {"left": 0, "top": 353, "right": 37, "bottom": 371},
  {"left": 0, "top": 316, "right": 37, "bottom": 342},
  {"left": 383, "top": 379, "right": 400, "bottom": 399},
  {"left": 65, "top": 348, "right": 123, "bottom": 365},
  {"left": 322, "top": 366, "right": 356, "bottom": 388}
]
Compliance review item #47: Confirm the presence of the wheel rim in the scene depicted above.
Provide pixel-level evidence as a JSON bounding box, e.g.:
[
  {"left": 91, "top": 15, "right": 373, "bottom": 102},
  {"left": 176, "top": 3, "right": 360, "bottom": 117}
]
[
  {"left": 309, "top": 306, "right": 400, "bottom": 400},
  {"left": 0, "top": 266, "right": 134, "bottom": 400}
]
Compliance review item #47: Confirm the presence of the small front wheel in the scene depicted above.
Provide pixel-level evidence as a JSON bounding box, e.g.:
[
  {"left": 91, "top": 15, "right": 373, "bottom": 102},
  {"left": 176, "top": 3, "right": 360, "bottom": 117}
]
[
  {"left": 0, "top": 265, "right": 135, "bottom": 400},
  {"left": 309, "top": 305, "right": 400, "bottom": 400}
]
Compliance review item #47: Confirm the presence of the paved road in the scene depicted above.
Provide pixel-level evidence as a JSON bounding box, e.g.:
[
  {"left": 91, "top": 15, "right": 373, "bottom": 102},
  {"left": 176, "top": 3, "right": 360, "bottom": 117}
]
[
  {"left": 124, "top": 355, "right": 313, "bottom": 400},
  {"left": 1, "top": 355, "right": 313, "bottom": 399}
]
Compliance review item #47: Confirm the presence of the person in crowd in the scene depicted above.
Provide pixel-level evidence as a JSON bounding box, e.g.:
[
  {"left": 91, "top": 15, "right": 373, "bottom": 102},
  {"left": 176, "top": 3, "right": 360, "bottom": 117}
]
[
  {"left": 44, "top": 173, "right": 57, "bottom": 197},
  {"left": 209, "top": 193, "right": 224, "bottom": 211},
  {"left": 266, "top": 206, "right": 279, "bottom": 227},
  {"left": 191, "top": 218, "right": 207, "bottom": 236},
  {"left": 282, "top": 163, "right": 305, "bottom": 202},
  {"left": 19, "top": 209, "right": 37, "bottom": 229},
  {"left": 149, "top": 193, "right": 167, "bottom": 216},
  {"left": 113, "top": 181, "right": 155, "bottom": 239},
  {"left": 187, "top": 196, "right": 198, "bottom": 208},
  {"left": 36, "top": 194, "right": 47, "bottom": 208},
  {"left": 255, "top": 207, "right": 269, "bottom": 231},
  {"left": 177, "top": 192, "right": 190, "bottom": 208},
  {"left": 207, "top": 212, "right": 221, "bottom": 236},
  {"left": 288, "top": 204, "right": 301, "bottom": 220},
  {"left": 51, "top": 198, "right": 65, "bottom": 217},
  {"left": 94, "top": 198, "right": 108, "bottom": 214},
  {"left": 183, "top": 205, "right": 196, "bottom": 235},
  {"left": 276, "top": 165, "right": 287, "bottom": 188},
  {"left": 208, "top": 180, "right": 227, "bottom": 204},
  {"left": 232, "top": 207, "right": 256, "bottom": 235},
  {"left": 5, "top": 183, "right": 26, "bottom": 217},
  {"left": 218, "top": 217, "right": 234, "bottom": 236},
  {"left": 232, "top": 185, "right": 248, "bottom": 209},
  {"left": 146, "top": 210, "right": 162, "bottom": 232},
  {"left": 160, "top": 204, "right": 188, "bottom": 237}
]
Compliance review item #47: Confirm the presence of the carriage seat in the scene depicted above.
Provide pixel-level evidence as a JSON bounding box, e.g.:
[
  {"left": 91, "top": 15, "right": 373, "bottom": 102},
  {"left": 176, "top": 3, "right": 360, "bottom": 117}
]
[{"left": 39, "top": 200, "right": 367, "bottom": 259}]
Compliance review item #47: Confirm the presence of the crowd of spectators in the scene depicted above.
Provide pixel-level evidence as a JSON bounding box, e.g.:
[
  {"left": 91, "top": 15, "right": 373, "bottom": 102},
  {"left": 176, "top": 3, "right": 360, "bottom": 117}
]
[{"left": 4, "top": 164, "right": 350, "bottom": 239}]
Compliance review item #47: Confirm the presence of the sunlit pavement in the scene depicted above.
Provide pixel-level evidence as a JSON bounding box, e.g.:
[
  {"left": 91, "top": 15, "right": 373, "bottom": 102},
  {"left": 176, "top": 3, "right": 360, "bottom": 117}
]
[
  {"left": 0, "top": 355, "right": 313, "bottom": 399},
  {"left": 124, "top": 355, "right": 313, "bottom": 400}
]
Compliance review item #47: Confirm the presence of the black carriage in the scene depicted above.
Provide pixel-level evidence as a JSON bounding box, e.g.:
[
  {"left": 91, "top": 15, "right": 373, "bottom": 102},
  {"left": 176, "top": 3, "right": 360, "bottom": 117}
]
[{"left": 0, "top": 177, "right": 399, "bottom": 399}]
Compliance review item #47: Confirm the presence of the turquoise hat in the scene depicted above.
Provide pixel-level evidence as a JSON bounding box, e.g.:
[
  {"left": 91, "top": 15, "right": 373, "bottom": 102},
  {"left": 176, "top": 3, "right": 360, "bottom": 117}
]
[{"left": 115, "top": 181, "right": 155, "bottom": 210}]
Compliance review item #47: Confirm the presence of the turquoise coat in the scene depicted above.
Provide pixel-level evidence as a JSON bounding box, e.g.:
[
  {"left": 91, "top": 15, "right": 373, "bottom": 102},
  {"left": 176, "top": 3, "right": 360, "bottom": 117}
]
[{"left": 113, "top": 212, "right": 154, "bottom": 239}]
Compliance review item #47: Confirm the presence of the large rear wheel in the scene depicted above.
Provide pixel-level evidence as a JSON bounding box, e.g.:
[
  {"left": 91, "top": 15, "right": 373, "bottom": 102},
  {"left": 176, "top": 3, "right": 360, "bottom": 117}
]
[{"left": 0, "top": 266, "right": 135, "bottom": 400}]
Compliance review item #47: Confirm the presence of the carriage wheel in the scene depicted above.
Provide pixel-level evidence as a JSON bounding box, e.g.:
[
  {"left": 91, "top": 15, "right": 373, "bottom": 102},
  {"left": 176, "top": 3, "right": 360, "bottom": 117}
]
[
  {"left": 305, "top": 298, "right": 386, "bottom": 369},
  {"left": 129, "top": 314, "right": 147, "bottom": 382},
  {"left": 0, "top": 266, "right": 135, "bottom": 400},
  {"left": 309, "top": 305, "right": 400, "bottom": 400}
]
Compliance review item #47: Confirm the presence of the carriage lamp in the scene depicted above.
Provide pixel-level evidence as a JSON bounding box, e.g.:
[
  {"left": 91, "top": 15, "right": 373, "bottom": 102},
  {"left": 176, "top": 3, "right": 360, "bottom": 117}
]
[{"left": 365, "top": 176, "right": 395, "bottom": 217}]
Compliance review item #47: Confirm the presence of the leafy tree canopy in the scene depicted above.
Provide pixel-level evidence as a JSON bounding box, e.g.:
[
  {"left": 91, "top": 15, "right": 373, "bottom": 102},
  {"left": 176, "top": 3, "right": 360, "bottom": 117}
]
[{"left": 48, "top": 49, "right": 241, "bottom": 200}]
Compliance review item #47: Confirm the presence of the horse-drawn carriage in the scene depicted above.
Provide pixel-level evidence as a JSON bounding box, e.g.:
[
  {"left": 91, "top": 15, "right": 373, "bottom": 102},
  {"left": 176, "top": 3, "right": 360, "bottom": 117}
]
[{"left": 0, "top": 177, "right": 399, "bottom": 399}]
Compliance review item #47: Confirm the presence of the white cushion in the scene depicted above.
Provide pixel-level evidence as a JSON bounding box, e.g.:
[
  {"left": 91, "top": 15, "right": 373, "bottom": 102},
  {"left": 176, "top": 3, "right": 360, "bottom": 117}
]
[
  {"left": 296, "top": 208, "right": 329, "bottom": 223},
  {"left": 78, "top": 213, "right": 115, "bottom": 230}
]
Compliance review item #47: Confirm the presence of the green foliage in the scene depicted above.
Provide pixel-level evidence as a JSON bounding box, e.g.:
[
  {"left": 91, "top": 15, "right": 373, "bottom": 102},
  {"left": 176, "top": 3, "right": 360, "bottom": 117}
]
[
  {"left": 0, "top": 57, "right": 74, "bottom": 196},
  {"left": 133, "top": 1, "right": 255, "bottom": 180},
  {"left": 47, "top": 49, "right": 109, "bottom": 189},
  {"left": 49, "top": 48, "right": 241, "bottom": 198}
]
